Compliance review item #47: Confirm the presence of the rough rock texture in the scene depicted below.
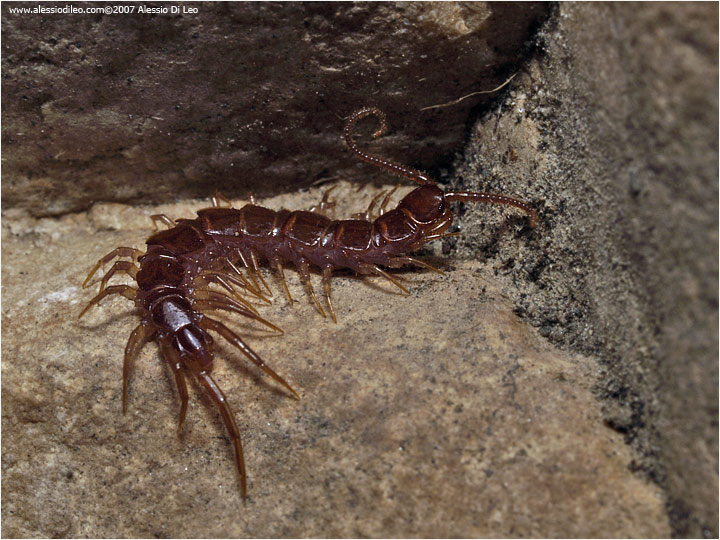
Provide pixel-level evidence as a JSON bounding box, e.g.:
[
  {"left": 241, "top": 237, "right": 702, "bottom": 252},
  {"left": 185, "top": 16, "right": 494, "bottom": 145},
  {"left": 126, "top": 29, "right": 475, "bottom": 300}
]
[
  {"left": 2, "top": 2, "right": 717, "bottom": 538},
  {"left": 1, "top": 1, "right": 549, "bottom": 216},
  {"left": 449, "top": 4, "right": 718, "bottom": 537},
  {"left": 2, "top": 187, "right": 669, "bottom": 537}
]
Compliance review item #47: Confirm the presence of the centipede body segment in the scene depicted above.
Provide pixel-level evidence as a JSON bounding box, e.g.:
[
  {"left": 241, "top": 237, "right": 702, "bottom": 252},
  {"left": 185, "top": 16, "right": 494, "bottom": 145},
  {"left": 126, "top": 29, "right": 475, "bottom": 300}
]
[{"left": 80, "top": 107, "right": 538, "bottom": 497}]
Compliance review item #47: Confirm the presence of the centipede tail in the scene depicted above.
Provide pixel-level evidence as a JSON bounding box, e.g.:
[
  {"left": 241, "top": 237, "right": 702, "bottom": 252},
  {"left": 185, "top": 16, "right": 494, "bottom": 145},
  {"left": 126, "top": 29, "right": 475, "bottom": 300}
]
[{"left": 81, "top": 107, "right": 537, "bottom": 497}]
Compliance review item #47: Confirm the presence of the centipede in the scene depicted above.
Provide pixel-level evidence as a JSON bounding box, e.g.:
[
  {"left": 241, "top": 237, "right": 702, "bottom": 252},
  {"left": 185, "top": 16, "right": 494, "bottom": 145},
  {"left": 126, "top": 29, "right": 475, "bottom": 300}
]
[{"left": 80, "top": 107, "right": 538, "bottom": 497}]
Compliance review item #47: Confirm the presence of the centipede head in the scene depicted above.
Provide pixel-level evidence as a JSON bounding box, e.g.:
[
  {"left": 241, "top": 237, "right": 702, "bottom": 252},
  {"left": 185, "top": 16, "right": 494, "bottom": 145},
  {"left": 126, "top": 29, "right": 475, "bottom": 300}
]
[
  {"left": 397, "top": 185, "right": 455, "bottom": 236},
  {"left": 345, "top": 108, "right": 538, "bottom": 229}
]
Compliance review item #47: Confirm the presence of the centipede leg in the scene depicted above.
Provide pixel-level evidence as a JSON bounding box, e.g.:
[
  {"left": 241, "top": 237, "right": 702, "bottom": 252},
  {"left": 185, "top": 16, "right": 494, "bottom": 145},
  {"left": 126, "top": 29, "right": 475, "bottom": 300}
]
[
  {"left": 199, "top": 317, "right": 299, "bottom": 399},
  {"left": 352, "top": 190, "right": 386, "bottom": 221},
  {"left": 99, "top": 261, "right": 140, "bottom": 291},
  {"left": 195, "top": 370, "right": 247, "bottom": 497},
  {"left": 232, "top": 252, "right": 270, "bottom": 300},
  {"left": 309, "top": 185, "right": 338, "bottom": 217},
  {"left": 225, "top": 258, "right": 271, "bottom": 303},
  {"left": 212, "top": 265, "right": 257, "bottom": 293},
  {"left": 194, "top": 299, "right": 283, "bottom": 333},
  {"left": 211, "top": 191, "right": 234, "bottom": 208},
  {"left": 358, "top": 263, "right": 410, "bottom": 295},
  {"left": 298, "top": 262, "right": 326, "bottom": 317},
  {"left": 160, "top": 338, "right": 189, "bottom": 432},
  {"left": 378, "top": 186, "right": 399, "bottom": 216},
  {"left": 271, "top": 259, "right": 294, "bottom": 305},
  {"left": 208, "top": 270, "right": 271, "bottom": 306},
  {"left": 249, "top": 251, "right": 272, "bottom": 296},
  {"left": 123, "top": 323, "right": 155, "bottom": 413},
  {"left": 389, "top": 256, "right": 445, "bottom": 275},
  {"left": 150, "top": 214, "right": 175, "bottom": 230},
  {"left": 194, "top": 278, "right": 261, "bottom": 316},
  {"left": 78, "top": 285, "right": 137, "bottom": 318},
  {"left": 83, "top": 247, "right": 144, "bottom": 287},
  {"left": 322, "top": 266, "right": 338, "bottom": 324}
]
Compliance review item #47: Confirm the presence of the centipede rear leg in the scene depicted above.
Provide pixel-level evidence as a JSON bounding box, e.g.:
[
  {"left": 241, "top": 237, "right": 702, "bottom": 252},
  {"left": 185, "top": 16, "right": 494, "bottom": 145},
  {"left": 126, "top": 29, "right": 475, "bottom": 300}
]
[
  {"left": 159, "top": 338, "right": 189, "bottom": 432},
  {"left": 198, "top": 316, "right": 299, "bottom": 399},
  {"left": 195, "top": 370, "right": 247, "bottom": 497}
]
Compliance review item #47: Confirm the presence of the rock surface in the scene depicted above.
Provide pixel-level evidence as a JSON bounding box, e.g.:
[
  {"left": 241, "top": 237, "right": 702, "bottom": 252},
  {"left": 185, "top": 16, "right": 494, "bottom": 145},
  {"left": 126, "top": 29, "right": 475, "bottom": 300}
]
[
  {"left": 449, "top": 4, "right": 718, "bottom": 536},
  {"left": 2, "top": 186, "right": 668, "bottom": 537},
  {"left": 2, "top": 2, "right": 717, "bottom": 538},
  {"left": 1, "top": 2, "right": 548, "bottom": 216}
]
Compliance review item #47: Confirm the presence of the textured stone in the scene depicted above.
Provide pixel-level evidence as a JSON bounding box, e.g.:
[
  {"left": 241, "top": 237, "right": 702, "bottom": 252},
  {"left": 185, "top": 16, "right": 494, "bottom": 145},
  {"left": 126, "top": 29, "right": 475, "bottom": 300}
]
[
  {"left": 1, "top": 2, "right": 549, "bottom": 216},
  {"left": 2, "top": 185, "right": 668, "bottom": 537},
  {"left": 451, "top": 4, "right": 718, "bottom": 537},
  {"left": 2, "top": 2, "right": 717, "bottom": 537}
]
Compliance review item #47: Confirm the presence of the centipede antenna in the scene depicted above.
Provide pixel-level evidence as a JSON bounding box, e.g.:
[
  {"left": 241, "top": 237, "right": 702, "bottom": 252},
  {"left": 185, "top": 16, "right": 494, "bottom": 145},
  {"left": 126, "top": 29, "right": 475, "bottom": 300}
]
[
  {"left": 360, "top": 264, "right": 410, "bottom": 295},
  {"left": 123, "top": 323, "right": 155, "bottom": 414},
  {"left": 344, "top": 107, "right": 435, "bottom": 186},
  {"left": 195, "top": 370, "right": 247, "bottom": 497},
  {"left": 200, "top": 317, "right": 300, "bottom": 400},
  {"left": 445, "top": 191, "right": 538, "bottom": 228},
  {"left": 78, "top": 285, "right": 138, "bottom": 319},
  {"left": 160, "top": 339, "right": 189, "bottom": 432},
  {"left": 322, "top": 267, "right": 338, "bottom": 324}
]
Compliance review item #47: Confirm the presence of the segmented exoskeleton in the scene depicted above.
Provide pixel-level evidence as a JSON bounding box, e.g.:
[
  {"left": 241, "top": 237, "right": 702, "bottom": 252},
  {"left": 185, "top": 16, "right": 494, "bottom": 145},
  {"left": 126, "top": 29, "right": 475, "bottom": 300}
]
[{"left": 80, "top": 107, "right": 537, "bottom": 497}]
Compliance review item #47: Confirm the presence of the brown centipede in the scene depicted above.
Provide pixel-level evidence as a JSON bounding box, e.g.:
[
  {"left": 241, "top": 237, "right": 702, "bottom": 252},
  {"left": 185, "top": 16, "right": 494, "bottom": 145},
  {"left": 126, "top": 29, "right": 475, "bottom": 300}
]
[{"left": 80, "top": 107, "right": 538, "bottom": 497}]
